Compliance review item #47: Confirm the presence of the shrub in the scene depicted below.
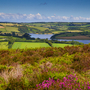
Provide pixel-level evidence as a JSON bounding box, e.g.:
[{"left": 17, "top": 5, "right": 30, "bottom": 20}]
[{"left": 36, "top": 74, "right": 90, "bottom": 90}]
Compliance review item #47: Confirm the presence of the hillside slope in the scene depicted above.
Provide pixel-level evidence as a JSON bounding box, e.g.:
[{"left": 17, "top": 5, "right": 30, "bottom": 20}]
[{"left": 0, "top": 45, "right": 90, "bottom": 89}]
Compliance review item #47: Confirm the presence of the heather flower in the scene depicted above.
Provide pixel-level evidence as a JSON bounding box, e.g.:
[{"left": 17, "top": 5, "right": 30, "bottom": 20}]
[
  {"left": 88, "top": 86, "right": 90, "bottom": 89},
  {"left": 36, "top": 74, "right": 90, "bottom": 90}
]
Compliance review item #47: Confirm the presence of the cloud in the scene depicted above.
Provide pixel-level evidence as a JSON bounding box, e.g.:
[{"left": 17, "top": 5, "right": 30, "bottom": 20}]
[
  {"left": 40, "top": 2, "right": 47, "bottom": 5},
  {"left": 0, "top": 12, "right": 90, "bottom": 22}
]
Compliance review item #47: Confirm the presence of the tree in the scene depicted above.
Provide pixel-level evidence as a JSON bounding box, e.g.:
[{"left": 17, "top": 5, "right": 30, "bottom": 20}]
[
  {"left": 0, "top": 31, "right": 2, "bottom": 33},
  {"left": 12, "top": 32, "right": 15, "bottom": 36},
  {"left": 8, "top": 36, "right": 15, "bottom": 49},
  {"left": 18, "top": 25, "right": 29, "bottom": 33},
  {"left": 45, "top": 39, "right": 52, "bottom": 47},
  {"left": 22, "top": 33, "right": 31, "bottom": 39}
]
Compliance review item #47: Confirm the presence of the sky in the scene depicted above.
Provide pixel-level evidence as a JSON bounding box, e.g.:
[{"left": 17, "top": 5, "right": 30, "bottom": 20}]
[{"left": 0, "top": 0, "right": 90, "bottom": 22}]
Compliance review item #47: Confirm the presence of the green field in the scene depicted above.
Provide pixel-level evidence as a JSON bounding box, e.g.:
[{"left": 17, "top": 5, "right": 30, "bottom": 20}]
[
  {"left": 5, "top": 27, "right": 19, "bottom": 33},
  {"left": 0, "top": 36, "right": 7, "bottom": 38},
  {"left": 32, "top": 26, "right": 49, "bottom": 31},
  {"left": 0, "top": 42, "right": 8, "bottom": 49},
  {"left": 0, "top": 22, "right": 90, "bottom": 34},
  {"left": 0, "top": 26, "right": 19, "bottom": 33},
  {"left": 52, "top": 43, "right": 72, "bottom": 47},
  {"left": 67, "top": 30, "right": 83, "bottom": 32},
  {"left": 0, "top": 23, "right": 15, "bottom": 26},
  {"left": 12, "top": 42, "right": 50, "bottom": 49},
  {"left": 0, "top": 28, "right": 6, "bottom": 32},
  {"left": 12, "top": 42, "right": 73, "bottom": 49}
]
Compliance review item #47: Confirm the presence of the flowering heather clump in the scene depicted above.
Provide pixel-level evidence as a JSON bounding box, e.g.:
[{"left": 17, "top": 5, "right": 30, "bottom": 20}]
[
  {"left": 36, "top": 78, "right": 55, "bottom": 90},
  {"left": 36, "top": 74, "right": 90, "bottom": 90}
]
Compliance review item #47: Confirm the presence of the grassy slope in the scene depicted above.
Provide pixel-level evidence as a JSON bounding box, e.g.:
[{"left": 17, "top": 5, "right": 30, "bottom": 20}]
[
  {"left": 5, "top": 27, "right": 19, "bottom": 33},
  {"left": 0, "top": 45, "right": 90, "bottom": 89},
  {"left": 0, "top": 22, "right": 90, "bottom": 34},
  {"left": 32, "top": 26, "right": 48, "bottom": 31},
  {"left": 0, "top": 23, "right": 20, "bottom": 33}
]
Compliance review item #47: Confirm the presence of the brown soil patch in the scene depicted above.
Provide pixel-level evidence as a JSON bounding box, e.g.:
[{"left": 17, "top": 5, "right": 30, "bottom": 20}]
[
  {"left": 0, "top": 26, "right": 4, "bottom": 28},
  {"left": 56, "top": 36, "right": 90, "bottom": 40}
]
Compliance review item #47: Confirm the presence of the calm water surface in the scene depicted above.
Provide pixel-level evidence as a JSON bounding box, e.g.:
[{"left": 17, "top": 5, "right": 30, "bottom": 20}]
[
  {"left": 29, "top": 33, "right": 90, "bottom": 44},
  {"left": 30, "top": 33, "right": 53, "bottom": 39}
]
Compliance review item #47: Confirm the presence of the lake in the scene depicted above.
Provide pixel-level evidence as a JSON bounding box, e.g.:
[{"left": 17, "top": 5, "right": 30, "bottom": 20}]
[
  {"left": 29, "top": 33, "right": 90, "bottom": 44},
  {"left": 29, "top": 33, "right": 53, "bottom": 39}
]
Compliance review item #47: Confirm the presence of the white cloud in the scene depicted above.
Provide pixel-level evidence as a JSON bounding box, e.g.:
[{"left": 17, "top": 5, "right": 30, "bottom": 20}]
[
  {"left": 62, "top": 16, "right": 69, "bottom": 20},
  {"left": 0, "top": 12, "right": 90, "bottom": 22},
  {"left": 35, "top": 13, "right": 42, "bottom": 19},
  {"left": 86, "top": 18, "right": 90, "bottom": 20},
  {"left": 26, "top": 14, "right": 35, "bottom": 19},
  {"left": 47, "top": 17, "right": 51, "bottom": 20}
]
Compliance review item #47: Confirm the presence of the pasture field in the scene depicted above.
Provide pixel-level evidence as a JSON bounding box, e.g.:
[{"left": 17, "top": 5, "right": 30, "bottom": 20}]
[
  {"left": 12, "top": 42, "right": 50, "bottom": 49},
  {"left": 12, "top": 42, "right": 72, "bottom": 49},
  {"left": 58, "top": 26, "right": 68, "bottom": 30},
  {"left": 0, "top": 23, "right": 21, "bottom": 26},
  {"left": 0, "top": 39, "right": 6, "bottom": 41},
  {"left": 32, "top": 26, "right": 49, "bottom": 31},
  {"left": 52, "top": 31, "right": 64, "bottom": 34},
  {"left": 52, "top": 43, "right": 72, "bottom": 47},
  {"left": 0, "top": 26, "right": 19, "bottom": 33},
  {"left": 0, "top": 36, "right": 8, "bottom": 40},
  {"left": 0, "top": 28, "right": 6, "bottom": 32},
  {"left": 0, "top": 23, "right": 14, "bottom": 26},
  {"left": 5, "top": 27, "right": 19, "bottom": 33},
  {"left": 0, "top": 39, "right": 2, "bottom": 40},
  {"left": 67, "top": 30, "right": 83, "bottom": 32},
  {"left": 29, "top": 23, "right": 45, "bottom": 27},
  {"left": 0, "top": 42, "right": 8, "bottom": 49},
  {"left": 0, "top": 22, "right": 90, "bottom": 35}
]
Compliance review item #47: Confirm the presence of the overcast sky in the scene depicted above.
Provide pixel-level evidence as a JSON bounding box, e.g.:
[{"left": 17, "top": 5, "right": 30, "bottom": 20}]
[{"left": 0, "top": 0, "right": 90, "bottom": 22}]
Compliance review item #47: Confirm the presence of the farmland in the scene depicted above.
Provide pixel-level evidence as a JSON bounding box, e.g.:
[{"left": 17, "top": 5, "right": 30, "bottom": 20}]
[
  {"left": 31, "top": 26, "right": 49, "bottom": 31},
  {"left": 0, "top": 22, "right": 87, "bottom": 51},
  {"left": 0, "top": 22, "right": 90, "bottom": 34},
  {"left": 5, "top": 27, "right": 19, "bottom": 33},
  {"left": 0, "top": 22, "right": 90, "bottom": 89},
  {"left": 12, "top": 42, "right": 73, "bottom": 49},
  {"left": 52, "top": 43, "right": 72, "bottom": 47},
  {"left": 12, "top": 42, "right": 50, "bottom": 49},
  {"left": 0, "top": 42, "right": 8, "bottom": 49}
]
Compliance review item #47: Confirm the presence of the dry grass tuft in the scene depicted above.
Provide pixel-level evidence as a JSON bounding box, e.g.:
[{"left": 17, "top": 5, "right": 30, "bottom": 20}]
[{"left": 0, "top": 64, "right": 23, "bottom": 83}]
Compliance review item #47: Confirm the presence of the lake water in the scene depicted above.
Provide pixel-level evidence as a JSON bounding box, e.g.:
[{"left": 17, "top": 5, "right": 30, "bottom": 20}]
[
  {"left": 29, "top": 33, "right": 90, "bottom": 44},
  {"left": 29, "top": 33, "right": 53, "bottom": 39},
  {"left": 57, "top": 39, "right": 90, "bottom": 44}
]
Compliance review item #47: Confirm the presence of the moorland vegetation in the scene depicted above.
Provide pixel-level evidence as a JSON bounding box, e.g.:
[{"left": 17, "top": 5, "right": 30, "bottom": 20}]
[
  {"left": 0, "top": 22, "right": 90, "bottom": 89},
  {"left": 0, "top": 44, "right": 90, "bottom": 89}
]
